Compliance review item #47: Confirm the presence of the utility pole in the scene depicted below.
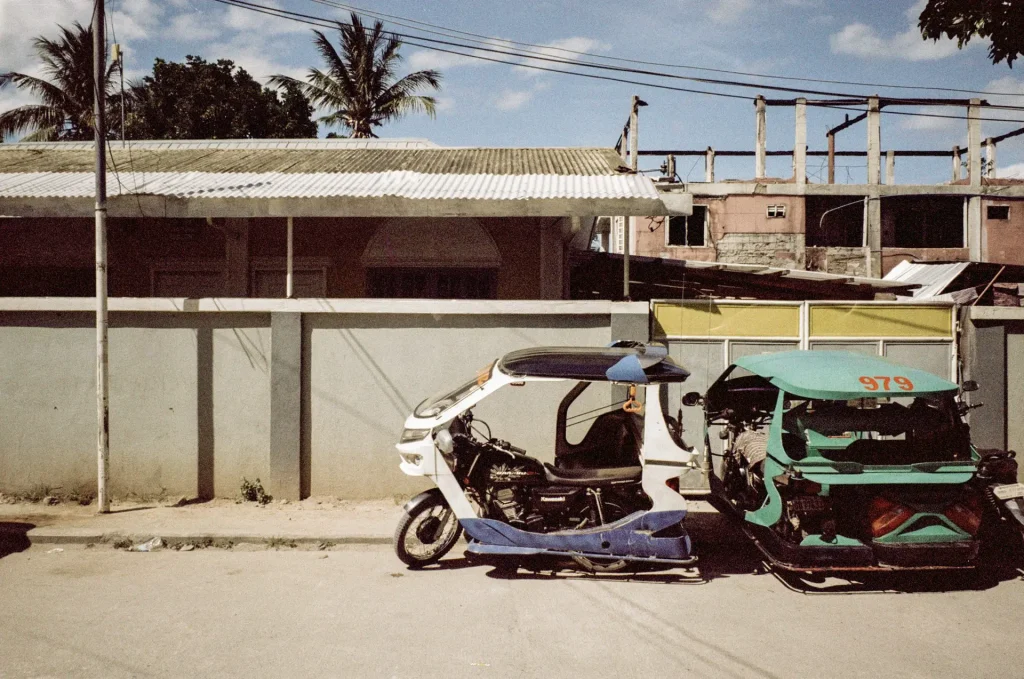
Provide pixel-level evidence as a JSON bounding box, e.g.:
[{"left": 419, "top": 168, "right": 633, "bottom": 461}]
[{"left": 94, "top": 0, "right": 110, "bottom": 513}]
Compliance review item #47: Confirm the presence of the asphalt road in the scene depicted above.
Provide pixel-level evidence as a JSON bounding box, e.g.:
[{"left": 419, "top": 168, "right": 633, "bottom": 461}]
[{"left": 3, "top": 522, "right": 1024, "bottom": 679}]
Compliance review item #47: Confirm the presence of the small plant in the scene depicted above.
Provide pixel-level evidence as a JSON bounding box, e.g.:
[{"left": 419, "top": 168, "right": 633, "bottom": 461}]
[
  {"left": 240, "top": 477, "right": 272, "bottom": 505},
  {"left": 266, "top": 537, "right": 296, "bottom": 550},
  {"left": 111, "top": 537, "right": 132, "bottom": 550}
]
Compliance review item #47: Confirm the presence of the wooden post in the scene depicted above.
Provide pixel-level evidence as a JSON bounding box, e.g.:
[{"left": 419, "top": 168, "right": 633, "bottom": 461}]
[{"left": 93, "top": 0, "right": 110, "bottom": 514}]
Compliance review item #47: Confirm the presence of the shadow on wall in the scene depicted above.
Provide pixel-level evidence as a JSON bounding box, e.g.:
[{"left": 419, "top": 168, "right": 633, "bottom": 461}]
[{"left": 0, "top": 522, "right": 34, "bottom": 559}]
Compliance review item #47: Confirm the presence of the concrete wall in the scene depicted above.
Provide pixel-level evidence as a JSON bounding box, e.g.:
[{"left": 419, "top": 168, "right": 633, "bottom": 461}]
[
  {"left": 983, "top": 198, "right": 1024, "bottom": 264},
  {"left": 0, "top": 299, "right": 645, "bottom": 500}
]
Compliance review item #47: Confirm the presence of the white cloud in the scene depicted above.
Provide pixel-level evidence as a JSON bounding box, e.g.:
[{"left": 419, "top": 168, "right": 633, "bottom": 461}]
[
  {"left": 706, "top": 0, "right": 753, "bottom": 24},
  {"left": 494, "top": 89, "right": 533, "bottom": 111},
  {"left": 900, "top": 106, "right": 959, "bottom": 132},
  {"left": 407, "top": 50, "right": 480, "bottom": 71},
  {"left": 167, "top": 13, "right": 221, "bottom": 43},
  {"left": 1001, "top": 163, "right": 1024, "bottom": 179},
  {"left": 205, "top": 37, "right": 306, "bottom": 81},
  {"left": 0, "top": 0, "right": 93, "bottom": 73},
  {"left": 514, "top": 37, "right": 608, "bottom": 77},
  {"left": 222, "top": 1, "right": 308, "bottom": 35},
  {"left": 434, "top": 96, "right": 455, "bottom": 112},
  {"left": 112, "top": 0, "right": 166, "bottom": 42},
  {"left": 830, "top": 0, "right": 962, "bottom": 62}
]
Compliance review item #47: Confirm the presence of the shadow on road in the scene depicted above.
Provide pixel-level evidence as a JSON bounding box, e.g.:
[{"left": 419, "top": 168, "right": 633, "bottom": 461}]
[{"left": 0, "top": 522, "right": 34, "bottom": 559}]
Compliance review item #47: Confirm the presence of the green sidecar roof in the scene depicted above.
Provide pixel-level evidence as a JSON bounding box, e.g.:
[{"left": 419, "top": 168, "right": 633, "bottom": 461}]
[{"left": 732, "top": 350, "right": 958, "bottom": 400}]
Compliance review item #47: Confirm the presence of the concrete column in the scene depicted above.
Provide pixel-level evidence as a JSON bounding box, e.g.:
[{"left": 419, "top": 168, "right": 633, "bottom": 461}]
[
  {"left": 755, "top": 96, "right": 766, "bottom": 179},
  {"left": 538, "top": 220, "right": 564, "bottom": 300},
  {"left": 962, "top": 316, "right": 1006, "bottom": 451},
  {"left": 885, "top": 150, "right": 895, "bottom": 186},
  {"left": 270, "top": 312, "right": 302, "bottom": 500},
  {"left": 865, "top": 192, "right": 881, "bottom": 277},
  {"left": 968, "top": 195, "right": 983, "bottom": 260},
  {"left": 986, "top": 138, "right": 996, "bottom": 178},
  {"left": 794, "top": 98, "right": 807, "bottom": 185},
  {"left": 223, "top": 218, "right": 249, "bottom": 297},
  {"left": 866, "top": 97, "right": 881, "bottom": 185},
  {"left": 968, "top": 98, "right": 982, "bottom": 187},
  {"left": 952, "top": 145, "right": 962, "bottom": 182},
  {"left": 705, "top": 147, "right": 715, "bottom": 183},
  {"left": 629, "top": 95, "right": 639, "bottom": 173}
]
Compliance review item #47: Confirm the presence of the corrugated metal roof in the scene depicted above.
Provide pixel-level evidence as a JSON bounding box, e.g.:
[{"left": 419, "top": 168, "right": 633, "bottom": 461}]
[
  {"left": 3, "top": 139, "right": 439, "bottom": 151},
  {"left": 883, "top": 260, "right": 970, "bottom": 298},
  {"left": 0, "top": 171, "right": 658, "bottom": 201},
  {"left": 0, "top": 144, "right": 630, "bottom": 176}
]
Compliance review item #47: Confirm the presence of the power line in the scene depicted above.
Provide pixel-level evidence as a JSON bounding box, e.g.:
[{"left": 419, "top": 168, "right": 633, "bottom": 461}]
[
  {"left": 207, "top": 0, "right": 1024, "bottom": 125},
  {"left": 305, "top": 0, "right": 1024, "bottom": 99}
]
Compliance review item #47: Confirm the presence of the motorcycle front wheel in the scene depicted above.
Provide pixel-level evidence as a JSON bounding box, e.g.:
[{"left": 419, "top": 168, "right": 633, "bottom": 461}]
[{"left": 394, "top": 494, "right": 463, "bottom": 568}]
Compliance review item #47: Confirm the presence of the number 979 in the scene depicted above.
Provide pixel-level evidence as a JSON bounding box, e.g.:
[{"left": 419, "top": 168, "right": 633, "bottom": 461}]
[{"left": 858, "top": 376, "right": 914, "bottom": 391}]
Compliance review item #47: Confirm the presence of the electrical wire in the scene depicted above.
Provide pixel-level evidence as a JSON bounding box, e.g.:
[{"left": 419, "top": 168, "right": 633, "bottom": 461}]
[
  {"left": 208, "top": 0, "right": 1024, "bottom": 125},
  {"left": 307, "top": 0, "right": 1024, "bottom": 98}
]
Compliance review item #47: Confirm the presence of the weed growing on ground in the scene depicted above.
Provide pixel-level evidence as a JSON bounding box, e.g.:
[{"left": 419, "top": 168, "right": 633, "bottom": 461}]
[
  {"left": 266, "top": 537, "right": 297, "bottom": 550},
  {"left": 240, "top": 477, "right": 272, "bottom": 505},
  {"left": 111, "top": 537, "right": 133, "bottom": 550}
]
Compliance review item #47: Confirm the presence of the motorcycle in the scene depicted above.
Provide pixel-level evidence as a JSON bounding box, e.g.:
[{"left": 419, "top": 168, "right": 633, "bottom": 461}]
[{"left": 392, "top": 342, "right": 698, "bottom": 572}]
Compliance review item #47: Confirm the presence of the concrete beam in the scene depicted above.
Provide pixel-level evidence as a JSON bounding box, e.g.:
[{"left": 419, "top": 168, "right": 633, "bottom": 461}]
[
  {"left": 969, "top": 98, "right": 982, "bottom": 187},
  {"left": 0, "top": 195, "right": 673, "bottom": 219},
  {"left": 679, "top": 183, "right": 1024, "bottom": 198},
  {"left": 866, "top": 97, "right": 881, "bottom": 185},
  {"left": 270, "top": 312, "right": 303, "bottom": 500},
  {"left": 885, "top": 151, "right": 895, "bottom": 186},
  {"left": 794, "top": 98, "right": 807, "bottom": 186},
  {"left": 755, "top": 96, "right": 767, "bottom": 179},
  {"left": 968, "top": 195, "right": 983, "bottom": 260}
]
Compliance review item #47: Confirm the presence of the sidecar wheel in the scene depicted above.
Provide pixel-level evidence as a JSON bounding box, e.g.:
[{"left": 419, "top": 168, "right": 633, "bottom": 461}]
[{"left": 394, "top": 495, "right": 462, "bottom": 569}]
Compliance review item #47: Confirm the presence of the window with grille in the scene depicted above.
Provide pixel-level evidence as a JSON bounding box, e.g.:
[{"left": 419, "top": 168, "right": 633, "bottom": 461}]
[
  {"left": 767, "top": 204, "right": 787, "bottom": 218},
  {"left": 667, "top": 205, "right": 707, "bottom": 247}
]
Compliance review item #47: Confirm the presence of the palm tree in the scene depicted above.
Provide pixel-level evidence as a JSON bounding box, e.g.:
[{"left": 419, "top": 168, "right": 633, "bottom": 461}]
[
  {"left": 0, "top": 22, "right": 116, "bottom": 141},
  {"left": 270, "top": 13, "right": 441, "bottom": 138}
]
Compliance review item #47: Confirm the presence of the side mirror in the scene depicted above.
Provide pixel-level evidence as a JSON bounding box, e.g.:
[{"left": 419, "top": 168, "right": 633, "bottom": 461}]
[
  {"left": 681, "top": 391, "right": 703, "bottom": 407},
  {"left": 961, "top": 380, "right": 979, "bottom": 393}
]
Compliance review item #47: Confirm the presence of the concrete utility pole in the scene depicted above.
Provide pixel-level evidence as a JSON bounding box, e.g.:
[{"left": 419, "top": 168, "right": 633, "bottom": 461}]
[
  {"left": 793, "top": 98, "right": 807, "bottom": 185},
  {"left": 93, "top": 0, "right": 110, "bottom": 513},
  {"left": 624, "top": 95, "right": 641, "bottom": 300},
  {"left": 967, "top": 99, "right": 983, "bottom": 260},
  {"left": 865, "top": 97, "right": 881, "bottom": 278}
]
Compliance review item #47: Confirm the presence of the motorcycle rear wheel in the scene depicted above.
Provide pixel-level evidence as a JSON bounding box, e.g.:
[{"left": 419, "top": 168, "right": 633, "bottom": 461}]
[{"left": 394, "top": 495, "right": 463, "bottom": 568}]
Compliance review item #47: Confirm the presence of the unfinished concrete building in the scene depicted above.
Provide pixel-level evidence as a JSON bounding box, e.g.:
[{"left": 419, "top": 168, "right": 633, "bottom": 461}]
[{"left": 602, "top": 95, "right": 1024, "bottom": 282}]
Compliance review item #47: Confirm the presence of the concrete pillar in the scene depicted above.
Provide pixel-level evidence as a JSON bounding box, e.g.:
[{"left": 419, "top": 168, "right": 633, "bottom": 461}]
[
  {"left": 865, "top": 191, "right": 881, "bottom": 277},
  {"left": 705, "top": 147, "right": 715, "bottom": 183},
  {"left": 962, "top": 315, "right": 1006, "bottom": 451},
  {"left": 270, "top": 312, "right": 302, "bottom": 500},
  {"left": 968, "top": 98, "right": 981, "bottom": 187},
  {"left": 866, "top": 97, "right": 881, "bottom": 185},
  {"left": 885, "top": 150, "right": 895, "bottom": 186},
  {"left": 952, "top": 145, "right": 962, "bottom": 182},
  {"left": 986, "top": 138, "right": 996, "bottom": 178},
  {"left": 755, "top": 96, "right": 766, "bottom": 179},
  {"left": 629, "top": 95, "right": 639, "bottom": 173},
  {"left": 538, "top": 220, "right": 564, "bottom": 300},
  {"left": 794, "top": 98, "right": 807, "bottom": 185},
  {"left": 223, "top": 218, "right": 249, "bottom": 297},
  {"left": 968, "top": 195, "right": 983, "bottom": 260}
]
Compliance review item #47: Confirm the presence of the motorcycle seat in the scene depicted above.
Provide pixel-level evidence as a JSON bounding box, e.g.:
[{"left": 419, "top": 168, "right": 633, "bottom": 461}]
[{"left": 543, "top": 462, "right": 642, "bottom": 486}]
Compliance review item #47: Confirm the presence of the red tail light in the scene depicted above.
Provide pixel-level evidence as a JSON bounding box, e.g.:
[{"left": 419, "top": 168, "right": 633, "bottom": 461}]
[
  {"left": 944, "top": 495, "right": 983, "bottom": 536},
  {"left": 868, "top": 496, "right": 914, "bottom": 538},
  {"left": 665, "top": 477, "right": 680, "bottom": 493}
]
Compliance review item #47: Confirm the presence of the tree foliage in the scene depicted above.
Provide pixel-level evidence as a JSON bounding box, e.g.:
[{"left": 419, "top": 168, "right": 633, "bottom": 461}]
[
  {"left": 124, "top": 56, "right": 317, "bottom": 139},
  {"left": 0, "top": 22, "right": 117, "bottom": 141},
  {"left": 919, "top": 0, "right": 1024, "bottom": 67},
  {"left": 270, "top": 13, "right": 441, "bottom": 138}
]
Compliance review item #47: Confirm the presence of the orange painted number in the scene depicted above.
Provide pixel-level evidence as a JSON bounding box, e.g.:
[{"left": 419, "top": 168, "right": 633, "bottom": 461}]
[
  {"left": 894, "top": 376, "right": 914, "bottom": 391},
  {"left": 859, "top": 376, "right": 879, "bottom": 391}
]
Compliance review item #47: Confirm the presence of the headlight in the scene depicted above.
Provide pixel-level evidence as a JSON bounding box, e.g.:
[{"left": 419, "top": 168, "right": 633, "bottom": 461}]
[
  {"left": 435, "top": 429, "right": 454, "bottom": 454},
  {"left": 400, "top": 453, "right": 423, "bottom": 466},
  {"left": 400, "top": 428, "right": 430, "bottom": 444}
]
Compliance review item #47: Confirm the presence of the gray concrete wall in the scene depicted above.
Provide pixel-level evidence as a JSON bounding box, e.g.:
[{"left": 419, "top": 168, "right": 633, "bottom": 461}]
[{"left": 0, "top": 300, "right": 640, "bottom": 500}]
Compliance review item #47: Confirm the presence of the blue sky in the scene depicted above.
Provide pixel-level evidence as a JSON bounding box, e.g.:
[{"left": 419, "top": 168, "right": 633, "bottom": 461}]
[{"left": 2, "top": 0, "right": 1024, "bottom": 183}]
